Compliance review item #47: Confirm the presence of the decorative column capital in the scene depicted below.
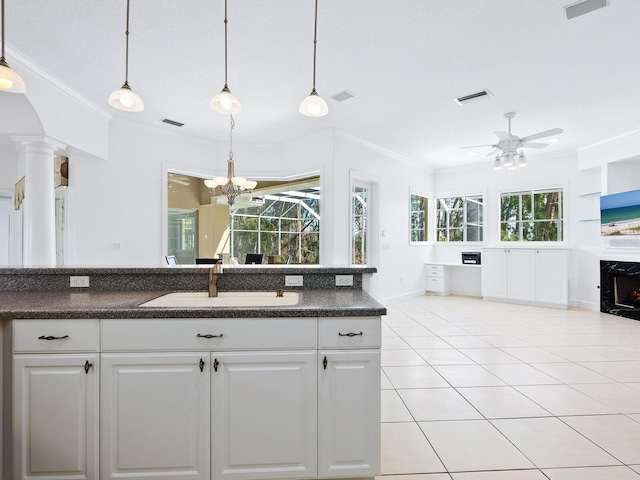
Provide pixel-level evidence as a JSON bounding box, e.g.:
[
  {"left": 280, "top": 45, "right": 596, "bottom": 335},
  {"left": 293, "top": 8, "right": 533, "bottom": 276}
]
[{"left": 11, "top": 135, "right": 67, "bottom": 155}]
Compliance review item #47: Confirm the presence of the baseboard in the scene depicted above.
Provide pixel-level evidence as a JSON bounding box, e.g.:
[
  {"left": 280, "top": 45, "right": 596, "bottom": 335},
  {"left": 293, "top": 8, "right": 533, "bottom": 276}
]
[
  {"left": 577, "top": 300, "right": 600, "bottom": 312},
  {"left": 483, "top": 296, "right": 568, "bottom": 310},
  {"left": 381, "top": 289, "right": 426, "bottom": 306}
]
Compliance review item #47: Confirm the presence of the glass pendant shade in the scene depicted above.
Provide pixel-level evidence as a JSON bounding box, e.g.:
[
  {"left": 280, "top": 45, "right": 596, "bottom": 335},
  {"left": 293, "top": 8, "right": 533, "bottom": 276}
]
[
  {"left": 204, "top": 179, "right": 217, "bottom": 189},
  {"left": 231, "top": 177, "right": 246, "bottom": 187},
  {"left": 211, "top": 86, "right": 242, "bottom": 114},
  {"left": 108, "top": 83, "right": 144, "bottom": 112},
  {"left": 0, "top": 59, "right": 26, "bottom": 93},
  {"left": 493, "top": 155, "right": 502, "bottom": 170},
  {"left": 244, "top": 180, "right": 257, "bottom": 190},
  {"left": 518, "top": 152, "right": 527, "bottom": 167},
  {"left": 299, "top": 90, "right": 328, "bottom": 117},
  {"left": 502, "top": 153, "right": 515, "bottom": 168}
]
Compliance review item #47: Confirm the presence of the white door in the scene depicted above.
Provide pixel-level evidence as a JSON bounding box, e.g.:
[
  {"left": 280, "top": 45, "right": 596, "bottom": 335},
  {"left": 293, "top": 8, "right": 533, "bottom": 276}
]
[
  {"left": 0, "top": 196, "right": 10, "bottom": 265},
  {"left": 507, "top": 249, "right": 536, "bottom": 301},
  {"left": 101, "top": 353, "right": 210, "bottom": 480},
  {"left": 211, "top": 351, "right": 317, "bottom": 480},
  {"left": 318, "top": 350, "right": 380, "bottom": 478},
  {"left": 481, "top": 249, "right": 508, "bottom": 298},
  {"left": 536, "top": 249, "right": 568, "bottom": 305},
  {"left": 13, "top": 354, "right": 99, "bottom": 480}
]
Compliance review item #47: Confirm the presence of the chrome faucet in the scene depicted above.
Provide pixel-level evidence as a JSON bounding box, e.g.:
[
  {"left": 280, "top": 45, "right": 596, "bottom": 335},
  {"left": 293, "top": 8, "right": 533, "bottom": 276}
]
[{"left": 209, "top": 261, "right": 224, "bottom": 297}]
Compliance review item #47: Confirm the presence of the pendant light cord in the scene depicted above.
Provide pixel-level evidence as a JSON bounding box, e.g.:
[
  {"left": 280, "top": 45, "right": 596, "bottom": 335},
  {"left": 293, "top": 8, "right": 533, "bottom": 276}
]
[
  {"left": 1, "top": 0, "right": 6, "bottom": 59},
  {"left": 223, "top": 0, "right": 228, "bottom": 87},
  {"left": 311, "top": 0, "right": 318, "bottom": 92},
  {"left": 124, "top": 0, "right": 130, "bottom": 84}
]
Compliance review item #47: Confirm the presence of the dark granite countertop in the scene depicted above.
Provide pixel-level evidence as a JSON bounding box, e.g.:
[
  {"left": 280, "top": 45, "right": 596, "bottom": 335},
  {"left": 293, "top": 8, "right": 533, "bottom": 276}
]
[{"left": 0, "top": 289, "right": 386, "bottom": 320}]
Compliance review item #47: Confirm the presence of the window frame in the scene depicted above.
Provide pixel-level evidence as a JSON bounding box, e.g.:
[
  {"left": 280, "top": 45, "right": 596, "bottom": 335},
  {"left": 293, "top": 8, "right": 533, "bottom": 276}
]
[
  {"left": 409, "top": 192, "right": 430, "bottom": 245},
  {"left": 435, "top": 193, "right": 484, "bottom": 244},
  {"left": 498, "top": 187, "right": 565, "bottom": 244}
]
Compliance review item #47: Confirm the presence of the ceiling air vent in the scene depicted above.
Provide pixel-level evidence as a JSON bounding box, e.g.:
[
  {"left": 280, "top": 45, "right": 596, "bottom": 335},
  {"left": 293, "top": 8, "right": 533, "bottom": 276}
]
[
  {"left": 454, "top": 90, "right": 493, "bottom": 105},
  {"left": 330, "top": 90, "right": 355, "bottom": 102},
  {"left": 565, "top": 0, "right": 607, "bottom": 20},
  {"left": 162, "top": 118, "right": 184, "bottom": 127}
]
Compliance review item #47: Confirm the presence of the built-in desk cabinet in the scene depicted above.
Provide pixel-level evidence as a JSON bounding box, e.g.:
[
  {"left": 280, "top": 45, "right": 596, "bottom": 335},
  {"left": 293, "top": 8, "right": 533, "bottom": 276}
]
[
  {"left": 6, "top": 316, "right": 381, "bottom": 480},
  {"left": 482, "top": 248, "right": 568, "bottom": 308}
]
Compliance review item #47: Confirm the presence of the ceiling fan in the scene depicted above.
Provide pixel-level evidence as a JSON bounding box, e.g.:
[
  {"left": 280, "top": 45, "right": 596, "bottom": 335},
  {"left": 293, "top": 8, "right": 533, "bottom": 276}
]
[
  {"left": 168, "top": 173, "right": 191, "bottom": 187},
  {"left": 461, "top": 112, "right": 563, "bottom": 169}
]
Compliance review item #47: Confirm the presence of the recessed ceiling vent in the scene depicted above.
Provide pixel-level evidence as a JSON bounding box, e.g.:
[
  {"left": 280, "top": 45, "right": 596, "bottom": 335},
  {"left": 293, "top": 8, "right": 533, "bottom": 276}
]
[
  {"left": 454, "top": 89, "right": 493, "bottom": 105},
  {"left": 565, "top": 0, "right": 607, "bottom": 20},
  {"left": 330, "top": 90, "right": 355, "bottom": 102},
  {"left": 162, "top": 118, "right": 184, "bottom": 127}
]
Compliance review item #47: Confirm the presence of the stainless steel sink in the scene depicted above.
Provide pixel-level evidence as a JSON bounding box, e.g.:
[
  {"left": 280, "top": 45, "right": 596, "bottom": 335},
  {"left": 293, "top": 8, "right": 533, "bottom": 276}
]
[{"left": 140, "top": 291, "right": 299, "bottom": 308}]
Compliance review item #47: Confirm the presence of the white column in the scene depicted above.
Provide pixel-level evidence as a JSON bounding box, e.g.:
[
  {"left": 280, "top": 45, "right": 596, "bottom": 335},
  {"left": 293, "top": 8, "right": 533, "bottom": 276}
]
[{"left": 12, "top": 136, "right": 66, "bottom": 266}]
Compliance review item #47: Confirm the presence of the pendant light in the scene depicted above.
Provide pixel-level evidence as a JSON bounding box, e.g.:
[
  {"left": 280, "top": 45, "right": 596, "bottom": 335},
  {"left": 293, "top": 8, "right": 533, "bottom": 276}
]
[
  {"left": 0, "top": 0, "right": 26, "bottom": 93},
  {"left": 210, "top": 0, "right": 241, "bottom": 114},
  {"left": 108, "top": 0, "right": 144, "bottom": 112},
  {"left": 204, "top": 115, "right": 256, "bottom": 206},
  {"left": 299, "top": 0, "right": 328, "bottom": 117}
]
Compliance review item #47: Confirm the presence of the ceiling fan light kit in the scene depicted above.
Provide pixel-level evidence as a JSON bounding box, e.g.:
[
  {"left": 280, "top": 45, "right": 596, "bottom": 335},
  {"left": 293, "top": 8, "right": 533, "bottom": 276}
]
[
  {"left": 462, "top": 112, "right": 562, "bottom": 170},
  {"left": 0, "top": 0, "right": 26, "bottom": 93},
  {"left": 109, "top": 0, "right": 144, "bottom": 112}
]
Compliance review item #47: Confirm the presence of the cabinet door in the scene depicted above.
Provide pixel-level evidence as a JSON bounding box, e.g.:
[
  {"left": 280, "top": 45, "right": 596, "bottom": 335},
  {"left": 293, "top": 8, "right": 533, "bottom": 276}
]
[
  {"left": 536, "top": 249, "right": 568, "bottom": 306},
  {"left": 318, "top": 350, "right": 380, "bottom": 478},
  {"left": 211, "top": 351, "right": 317, "bottom": 480},
  {"left": 101, "top": 353, "right": 210, "bottom": 480},
  {"left": 13, "top": 354, "right": 99, "bottom": 480},
  {"left": 507, "top": 249, "right": 536, "bottom": 301},
  {"left": 481, "top": 249, "right": 508, "bottom": 298}
]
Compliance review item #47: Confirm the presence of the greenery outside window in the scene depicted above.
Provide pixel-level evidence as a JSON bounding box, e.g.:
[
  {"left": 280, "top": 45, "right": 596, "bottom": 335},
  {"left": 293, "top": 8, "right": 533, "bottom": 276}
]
[
  {"left": 500, "top": 189, "right": 563, "bottom": 242},
  {"left": 352, "top": 185, "right": 368, "bottom": 265},
  {"left": 410, "top": 194, "right": 428, "bottom": 243},
  {"left": 436, "top": 195, "right": 483, "bottom": 242}
]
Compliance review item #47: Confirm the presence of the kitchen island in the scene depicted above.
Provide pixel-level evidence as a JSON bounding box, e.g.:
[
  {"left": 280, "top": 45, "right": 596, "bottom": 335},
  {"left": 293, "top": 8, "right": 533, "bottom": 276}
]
[{"left": 1, "top": 266, "right": 385, "bottom": 480}]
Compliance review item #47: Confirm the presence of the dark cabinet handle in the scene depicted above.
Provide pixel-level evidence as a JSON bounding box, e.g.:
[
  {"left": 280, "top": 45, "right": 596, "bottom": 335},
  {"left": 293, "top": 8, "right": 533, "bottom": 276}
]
[
  {"left": 84, "top": 360, "right": 93, "bottom": 374},
  {"left": 197, "top": 333, "right": 223, "bottom": 339},
  {"left": 199, "top": 358, "right": 205, "bottom": 372},
  {"left": 338, "top": 332, "right": 363, "bottom": 337},
  {"left": 213, "top": 358, "right": 219, "bottom": 372},
  {"left": 38, "top": 335, "right": 69, "bottom": 341},
  {"left": 323, "top": 356, "right": 327, "bottom": 370}
]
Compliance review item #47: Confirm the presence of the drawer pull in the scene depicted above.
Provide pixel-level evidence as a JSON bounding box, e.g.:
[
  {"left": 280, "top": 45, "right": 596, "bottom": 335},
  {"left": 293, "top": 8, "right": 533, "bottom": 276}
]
[
  {"left": 213, "top": 358, "right": 219, "bottom": 372},
  {"left": 38, "top": 335, "right": 69, "bottom": 341},
  {"left": 199, "top": 358, "right": 205, "bottom": 372},
  {"left": 84, "top": 360, "right": 93, "bottom": 374},
  {"left": 338, "top": 331, "right": 363, "bottom": 337},
  {"left": 323, "top": 356, "right": 327, "bottom": 370},
  {"left": 197, "top": 333, "right": 223, "bottom": 339}
]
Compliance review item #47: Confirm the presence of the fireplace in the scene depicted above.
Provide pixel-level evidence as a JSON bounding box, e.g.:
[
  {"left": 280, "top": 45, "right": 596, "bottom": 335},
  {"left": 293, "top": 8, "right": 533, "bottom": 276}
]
[{"left": 601, "top": 260, "right": 640, "bottom": 320}]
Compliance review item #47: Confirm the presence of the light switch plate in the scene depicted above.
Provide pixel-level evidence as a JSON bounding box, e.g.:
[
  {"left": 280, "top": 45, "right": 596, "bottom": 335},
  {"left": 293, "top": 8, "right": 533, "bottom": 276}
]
[{"left": 285, "top": 275, "right": 303, "bottom": 287}]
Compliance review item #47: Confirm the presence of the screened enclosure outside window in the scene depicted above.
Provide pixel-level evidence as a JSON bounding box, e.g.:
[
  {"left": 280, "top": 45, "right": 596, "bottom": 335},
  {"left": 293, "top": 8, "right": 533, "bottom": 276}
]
[
  {"left": 410, "top": 194, "right": 428, "bottom": 243},
  {"left": 500, "top": 189, "right": 563, "bottom": 241},
  {"left": 167, "top": 210, "right": 197, "bottom": 264},
  {"left": 352, "top": 185, "right": 368, "bottom": 265},
  {"left": 436, "top": 195, "right": 483, "bottom": 242},
  {"left": 231, "top": 195, "right": 320, "bottom": 264}
]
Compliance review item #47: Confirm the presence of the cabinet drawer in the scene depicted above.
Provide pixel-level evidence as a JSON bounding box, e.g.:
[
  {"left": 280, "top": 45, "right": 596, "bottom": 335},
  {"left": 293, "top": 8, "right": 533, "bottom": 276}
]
[
  {"left": 426, "top": 276, "right": 446, "bottom": 292},
  {"left": 13, "top": 319, "right": 99, "bottom": 353},
  {"left": 425, "top": 265, "right": 444, "bottom": 277},
  {"left": 101, "top": 318, "right": 317, "bottom": 351},
  {"left": 318, "top": 317, "right": 381, "bottom": 349}
]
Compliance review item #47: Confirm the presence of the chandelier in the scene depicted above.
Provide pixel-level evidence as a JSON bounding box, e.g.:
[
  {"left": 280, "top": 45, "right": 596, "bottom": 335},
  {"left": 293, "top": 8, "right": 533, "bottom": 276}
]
[{"left": 205, "top": 115, "right": 256, "bottom": 206}]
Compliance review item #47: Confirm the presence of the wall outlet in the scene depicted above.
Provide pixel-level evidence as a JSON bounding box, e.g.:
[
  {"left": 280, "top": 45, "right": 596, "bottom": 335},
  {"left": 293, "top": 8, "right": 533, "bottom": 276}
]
[
  {"left": 285, "top": 275, "right": 304, "bottom": 287},
  {"left": 335, "top": 275, "right": 354, "bottom": 287},
  {"left": 70, "top": 276, "right": 90, "bottom": 288}
]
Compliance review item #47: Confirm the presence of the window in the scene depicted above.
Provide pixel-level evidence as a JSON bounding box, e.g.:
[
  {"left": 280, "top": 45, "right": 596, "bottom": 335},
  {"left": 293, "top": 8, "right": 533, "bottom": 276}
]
[
  {"left": 436, "top": 195, "right": 483, "bottom": 242},
  {"left": 352, "top": 184, "right": 368, "bottom": 265},
  {"left": 500, "top": 189, "right": 563, "bottom": 241},
  {"left": 410, "top": 194, "right": 428, "bottom": 243}
]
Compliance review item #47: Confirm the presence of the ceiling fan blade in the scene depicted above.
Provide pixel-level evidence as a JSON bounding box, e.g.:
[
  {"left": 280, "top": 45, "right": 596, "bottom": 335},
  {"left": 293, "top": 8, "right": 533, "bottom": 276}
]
[
  {"left": 486, "top": 148, "right": 500, "bottom": 157},
  {"left": 460, "top": 144, "right": 496, "bottom": 149},
  {"left": 520, "top": 142, "right": 548, "bottom": 149},
  {"left": 520, "top": 128, "right": 563, "bottom": 143},
  {"left": 494, "top": 131, "right": 510, "bottom": 140}
]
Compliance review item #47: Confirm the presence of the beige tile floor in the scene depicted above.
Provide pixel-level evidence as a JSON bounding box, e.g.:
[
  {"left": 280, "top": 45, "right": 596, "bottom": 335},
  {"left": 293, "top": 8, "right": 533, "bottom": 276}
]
[{"left": 377, "top": 295, "right": 640, "bottom": 479}]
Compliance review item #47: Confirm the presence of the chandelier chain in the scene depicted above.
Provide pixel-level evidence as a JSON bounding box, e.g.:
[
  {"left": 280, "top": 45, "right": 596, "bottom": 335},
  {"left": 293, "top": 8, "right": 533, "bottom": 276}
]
[{"left": 229, "top": 114, "right": 235, "bottom": 160}]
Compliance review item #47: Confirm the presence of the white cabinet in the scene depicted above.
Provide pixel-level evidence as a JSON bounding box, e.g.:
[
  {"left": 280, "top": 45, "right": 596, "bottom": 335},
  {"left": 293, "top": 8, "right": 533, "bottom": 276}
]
[
  {"left": 318, "top": 350, "right": 380, "bottom": 478},
  {"left": 101, "top": 353, "right": 210, "bottom": 480},
  {"left": 482, "top": 248, "right": 568, "bottom": 308},
  {"left": 211, "top": 351, "right": 317, "bottom": 480},
  {"left": 425, "top": 264, "right": 451, "bottom": 295},
  {"left": 11, "top": 320, "right": 99, "bottom": 480}
]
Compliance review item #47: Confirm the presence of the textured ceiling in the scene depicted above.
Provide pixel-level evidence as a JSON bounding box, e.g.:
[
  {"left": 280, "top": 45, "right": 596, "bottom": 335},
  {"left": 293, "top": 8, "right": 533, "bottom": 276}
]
[{"left": 3, "top": 0, "right": 640, "bottom": 168}]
